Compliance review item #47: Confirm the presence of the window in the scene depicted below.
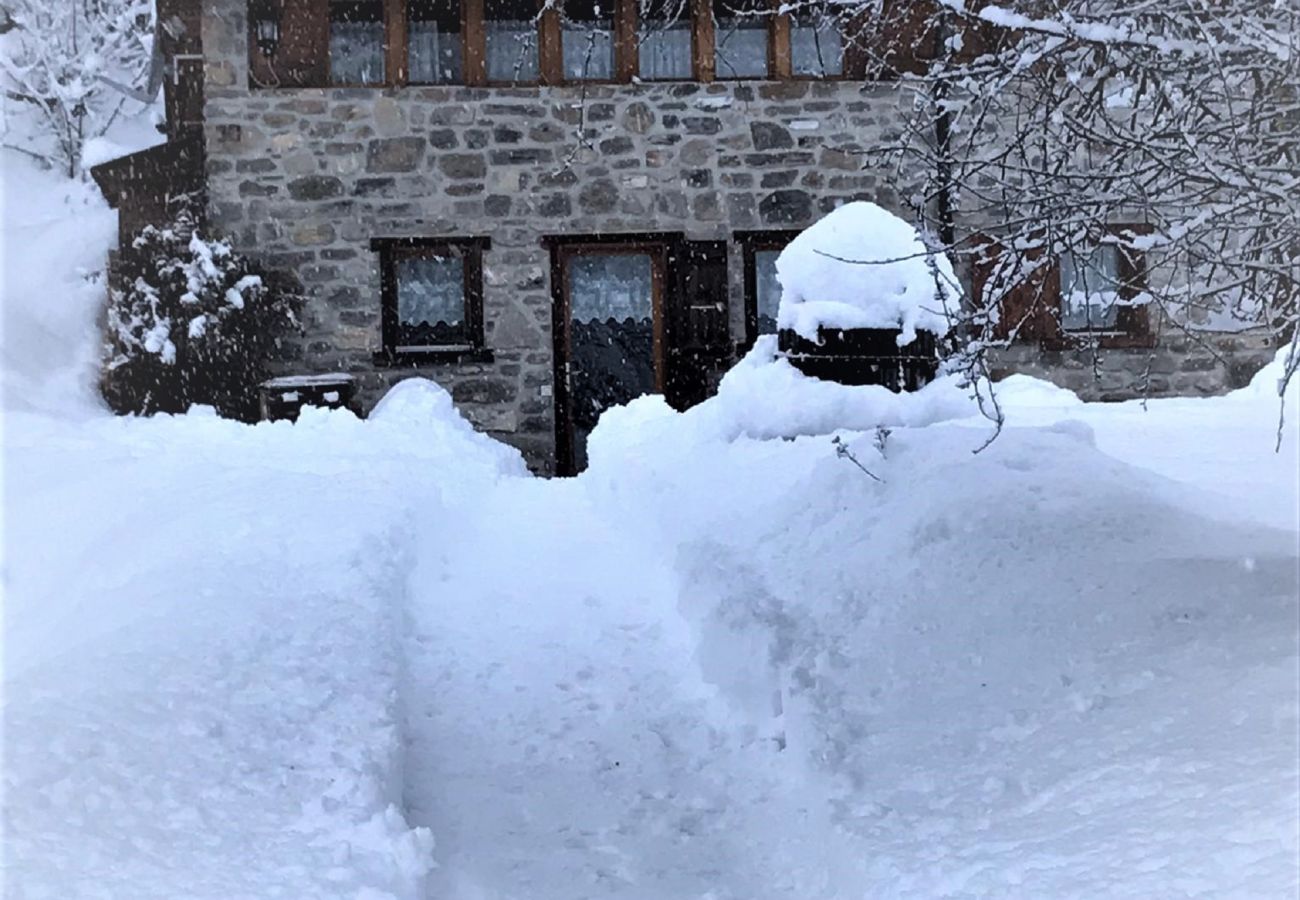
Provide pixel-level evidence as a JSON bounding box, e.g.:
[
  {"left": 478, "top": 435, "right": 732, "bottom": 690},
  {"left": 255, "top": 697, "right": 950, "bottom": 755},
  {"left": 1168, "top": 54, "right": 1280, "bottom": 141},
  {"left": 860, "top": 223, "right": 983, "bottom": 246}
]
[
  {"left": 248, "top": 0, "right": 867, "bottom": 87},
  {"left": 408, "top": 0, "right": 463, "bottom": 84},
  {"left": 713, "top": 0, "right": 770, "bottom": 79},
  {"left": 737, "top": 230, "right": 798, "bottom": 344},
  {"left": 330, "top": 0, "right": 386, "bottom": 84},
  {"left": 561, "top": 0, "right": 616, "bottom": 80},
  {"left": 485, "top": 0, "right": 540, "bottom": 83},
  {"left": 638, "top": 0, "right": 693, "bottom": 80},
  {"left": 373, "top": 237, "right": 490, "bottom": 361},
  {"left": 790, "top": 6, "right": 843, "bottom": 77},
  {"left": 1059, "top": 244, "right": 1121, "bottom": 331},
  {"left": 1052, "top": 229, "right": 1152, "bottom": 346},
  {"left": 753, "top": 249, "right": 781, "bottom": 334}
]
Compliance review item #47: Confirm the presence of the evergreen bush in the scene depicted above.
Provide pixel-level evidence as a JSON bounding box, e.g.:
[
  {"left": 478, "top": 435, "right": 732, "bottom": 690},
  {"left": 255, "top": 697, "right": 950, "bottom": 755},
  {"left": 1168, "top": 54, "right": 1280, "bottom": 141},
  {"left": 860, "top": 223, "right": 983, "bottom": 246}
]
[{"left": 102, "top": 217, "right": 299, "bottom": 419}]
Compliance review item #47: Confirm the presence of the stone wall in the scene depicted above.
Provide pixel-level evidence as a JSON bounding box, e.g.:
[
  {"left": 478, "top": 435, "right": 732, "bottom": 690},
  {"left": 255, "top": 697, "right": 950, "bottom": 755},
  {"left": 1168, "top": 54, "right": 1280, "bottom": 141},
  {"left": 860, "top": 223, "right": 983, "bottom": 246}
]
[
  {"left": 200, "top": 0, "right": 1278, "bottom": 472},
  {"left": 202, "top": 0, "right": 936, "bottom": 471},
  {"left": 989, "top": 327, "right": 1279, "bottom": 400}
]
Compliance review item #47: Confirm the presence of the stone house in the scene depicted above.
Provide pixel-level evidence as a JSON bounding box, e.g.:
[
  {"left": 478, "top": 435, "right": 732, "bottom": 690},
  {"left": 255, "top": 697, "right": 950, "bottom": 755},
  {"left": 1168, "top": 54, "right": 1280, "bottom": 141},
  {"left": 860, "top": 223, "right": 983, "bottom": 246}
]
[{"left": 93, "top": 0, "right": 1279, "bottom": 474}]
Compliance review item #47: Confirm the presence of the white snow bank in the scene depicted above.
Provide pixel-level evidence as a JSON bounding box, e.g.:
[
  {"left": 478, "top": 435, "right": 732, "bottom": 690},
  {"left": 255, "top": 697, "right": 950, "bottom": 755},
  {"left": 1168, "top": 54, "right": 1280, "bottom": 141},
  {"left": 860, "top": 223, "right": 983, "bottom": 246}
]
[
  {"left": 572, "top": 368, "right": 1299, "bottom": 897},
  {"left": 0, "top": 151, "right": 117, "bottom": 418},
  {"left": 3, "top": 382, "right": 524, "bottom": 899},
  {"left": 585, "top": 337, "right": 978, "bottom": 468},
  {"left": 775, "top": 201, "right": 958, "bottom": 344}
]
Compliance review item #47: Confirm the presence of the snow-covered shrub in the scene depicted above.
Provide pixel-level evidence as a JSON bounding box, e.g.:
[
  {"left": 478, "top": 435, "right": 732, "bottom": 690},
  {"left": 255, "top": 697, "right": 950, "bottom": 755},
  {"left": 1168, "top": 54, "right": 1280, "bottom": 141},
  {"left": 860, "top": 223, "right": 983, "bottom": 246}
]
[{"left": 102, "top": 220, "right": 299, "bottom": 419}]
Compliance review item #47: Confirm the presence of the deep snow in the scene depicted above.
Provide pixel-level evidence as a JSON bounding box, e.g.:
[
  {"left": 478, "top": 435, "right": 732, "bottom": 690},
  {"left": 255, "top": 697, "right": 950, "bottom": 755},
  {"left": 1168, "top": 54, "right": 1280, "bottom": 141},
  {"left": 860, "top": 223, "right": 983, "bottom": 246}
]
[{"left": 3, "top": 150, "right": 1299, "bottom": 899}]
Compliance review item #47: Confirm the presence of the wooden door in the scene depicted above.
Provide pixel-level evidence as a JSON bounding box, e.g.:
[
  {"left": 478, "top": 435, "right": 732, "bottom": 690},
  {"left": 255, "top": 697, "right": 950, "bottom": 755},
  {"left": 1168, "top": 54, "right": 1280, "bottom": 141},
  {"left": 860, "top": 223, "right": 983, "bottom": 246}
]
[{"left": 552, "top": 242, "right": 668, "bottom": 475}]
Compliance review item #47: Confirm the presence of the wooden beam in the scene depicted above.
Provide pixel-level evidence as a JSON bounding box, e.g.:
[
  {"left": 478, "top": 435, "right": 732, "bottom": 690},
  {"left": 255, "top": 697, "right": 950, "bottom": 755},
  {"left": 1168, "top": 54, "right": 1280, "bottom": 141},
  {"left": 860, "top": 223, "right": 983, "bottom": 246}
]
[
  {"left": 692, "top": 0, "right": 715, "bottom": 81},
  {"left": 463, "top": 0, "right": 487, "bottom": 84},
  {"left": 539, "top": 1, "right": 564, "bottom": 83},
  {"left": 770, "top": 0, "right": 791, "bottom": 79},
  {"left": 384, "top": 0, "right": 408, "bottom": 85},
  {"left": 615, "top": 0, "right": 638, "bottom": 82}
]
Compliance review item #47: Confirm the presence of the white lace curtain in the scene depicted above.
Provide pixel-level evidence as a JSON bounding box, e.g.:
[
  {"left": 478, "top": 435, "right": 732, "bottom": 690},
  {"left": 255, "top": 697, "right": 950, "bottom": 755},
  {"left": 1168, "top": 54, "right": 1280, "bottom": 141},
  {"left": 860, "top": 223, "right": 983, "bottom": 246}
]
[
  {"left": 486, "top": 19, "right": 540, "bottom": 81},
  {"left": 396, "top": 257, "right": 466, "bottom": 328},
  {"left": 409, "top": 21, "right": 464, "bottom": 84},
  {"left": 562, "top": 25, "right": 615, "bottom": 80},
  {"left": 638, "top": 23, "right": 692, "bottom": 79},
  {"left": 569, "top": 254, "right": 655, "bottom": 324},
  {"left": 330, "top": 21, "right": 384, "bottom": 84}
]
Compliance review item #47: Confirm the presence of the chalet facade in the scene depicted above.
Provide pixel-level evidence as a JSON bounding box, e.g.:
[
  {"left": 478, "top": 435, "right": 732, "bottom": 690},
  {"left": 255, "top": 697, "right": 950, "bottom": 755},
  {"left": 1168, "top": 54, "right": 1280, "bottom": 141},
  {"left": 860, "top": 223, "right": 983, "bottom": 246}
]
[{"left": 94, "top": 0, "right": 1279, "bottom": 474}]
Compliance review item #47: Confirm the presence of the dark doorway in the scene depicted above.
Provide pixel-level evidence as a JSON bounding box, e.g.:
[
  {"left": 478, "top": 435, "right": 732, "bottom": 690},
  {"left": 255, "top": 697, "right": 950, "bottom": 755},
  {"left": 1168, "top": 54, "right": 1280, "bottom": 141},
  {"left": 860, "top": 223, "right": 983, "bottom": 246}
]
[{"left": 547, "top": 234, "right": 733, "bottom": 476}]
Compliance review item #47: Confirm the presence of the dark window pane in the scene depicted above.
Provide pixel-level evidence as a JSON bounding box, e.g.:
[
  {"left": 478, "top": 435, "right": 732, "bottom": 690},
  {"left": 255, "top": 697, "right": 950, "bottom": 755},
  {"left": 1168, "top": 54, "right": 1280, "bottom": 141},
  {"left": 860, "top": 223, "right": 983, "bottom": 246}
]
[
  {"left": 568, "top": 251, "right": 657, "bottom": 470},
  {"left": 409, "top": 0, "right": 463, "bottom": 83},
  {"left": 754, "top": 249, "right": 781, "bottom": 334},
  {"left": 638, "top": 0, "right": 692, "bottom": 80},
  {"left": 396, "top": 253, "right": 468, "bottom": 347},
  {"left": 1060, "top": 245, "right": 1121, "bottom": 330},
  {"left": 714, "top": 0, "right": 769, "bottom": 79},
  {"left": 486, "top": 0, "right": 540, "bottom": 82},
  {"left": 791, "top": 10, "right": 843, "bottom": 76},
  {"left": 562, "top": 0, "right": 614, "bottom": 80},
  {"left": 330, "top": 0, "right": 385, "bottom": 84}
]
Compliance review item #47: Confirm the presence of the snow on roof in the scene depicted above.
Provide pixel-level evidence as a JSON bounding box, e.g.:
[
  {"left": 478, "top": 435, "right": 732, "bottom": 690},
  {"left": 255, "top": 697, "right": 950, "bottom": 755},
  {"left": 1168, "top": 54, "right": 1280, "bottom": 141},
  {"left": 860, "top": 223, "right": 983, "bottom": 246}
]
[{"left": 775, "top": 201, "right": 959, "bottom": 345}]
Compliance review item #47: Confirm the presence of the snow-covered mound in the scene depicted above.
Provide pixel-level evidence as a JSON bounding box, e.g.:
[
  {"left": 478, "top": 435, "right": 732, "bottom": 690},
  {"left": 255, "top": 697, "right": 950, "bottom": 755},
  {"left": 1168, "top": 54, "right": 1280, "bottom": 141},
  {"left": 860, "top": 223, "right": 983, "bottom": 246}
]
[
  {"left": 0, "top": 152, "right": 118, "bottom": 417},
  {"left": 573, "top": 371, "right": 1298, "bottom": 897},
  {"left": 3, "top": 382, "right": 524, "bottom": 899},
  {"left": 775, "top": 201, "right": 958, "bottom": 344}
]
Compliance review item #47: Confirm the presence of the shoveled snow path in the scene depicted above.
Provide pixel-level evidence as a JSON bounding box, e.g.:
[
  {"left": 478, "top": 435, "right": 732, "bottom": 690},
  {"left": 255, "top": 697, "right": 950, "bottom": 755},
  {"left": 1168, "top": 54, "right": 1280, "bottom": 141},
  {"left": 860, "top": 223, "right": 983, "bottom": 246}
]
[{"left": 402, "top": 478, "right": 860, "bottom": 899}]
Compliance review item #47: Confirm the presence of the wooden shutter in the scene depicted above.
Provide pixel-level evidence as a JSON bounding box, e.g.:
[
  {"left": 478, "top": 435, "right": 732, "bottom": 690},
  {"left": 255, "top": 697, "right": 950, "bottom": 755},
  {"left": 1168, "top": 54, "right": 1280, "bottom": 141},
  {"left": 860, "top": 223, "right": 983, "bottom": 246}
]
[
  {"left": 974, "top": 236, "right": 1059, "bottom": 342},
  {"left": 666, "top": 240, "right": 731, "bottom": 410},
  {"left": 249, "top": 0, "right": 330, "bottom": 88},
  {"left": 1112, "top": 224, "right": 1154, "bottom": 345}
]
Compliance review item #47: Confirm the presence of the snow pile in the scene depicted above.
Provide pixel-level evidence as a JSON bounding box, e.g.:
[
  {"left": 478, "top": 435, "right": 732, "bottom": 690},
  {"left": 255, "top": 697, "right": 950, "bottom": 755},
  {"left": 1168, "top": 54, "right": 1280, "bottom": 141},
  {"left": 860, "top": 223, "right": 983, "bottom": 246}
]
[
  {"left": 3, "top": 382, "right": 524, "bottom": 899},
  {"left": 0, "top": 152, "right": 118, "bottom": 417},
  {"left": 567, "top": 370, "right": 1299, "bottom": 897},
  {"left": 775, "top": 201, "right": 958, "bottom": 344}
]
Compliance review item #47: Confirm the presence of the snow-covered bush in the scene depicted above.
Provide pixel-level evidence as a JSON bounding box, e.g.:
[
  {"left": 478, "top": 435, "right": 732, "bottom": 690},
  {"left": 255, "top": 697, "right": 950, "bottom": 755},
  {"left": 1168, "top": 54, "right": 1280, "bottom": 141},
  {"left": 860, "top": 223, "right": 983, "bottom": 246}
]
[
  {"left": 102, "top": 219, "right": 299, "bottom": 419},
  {"left": 0, "top": 0, "right": 155, "bottom": 177}
]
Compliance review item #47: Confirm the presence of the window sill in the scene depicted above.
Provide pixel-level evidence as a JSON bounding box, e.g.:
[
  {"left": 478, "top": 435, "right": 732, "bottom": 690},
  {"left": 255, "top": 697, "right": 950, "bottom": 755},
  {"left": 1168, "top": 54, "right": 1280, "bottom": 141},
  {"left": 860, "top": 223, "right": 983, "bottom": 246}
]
[
  {"left": 1041, "top": 332, "right": 1156, "bottom": 351},
  {"left": 373, "top": 347, "right": 495, "bottom": 366}
]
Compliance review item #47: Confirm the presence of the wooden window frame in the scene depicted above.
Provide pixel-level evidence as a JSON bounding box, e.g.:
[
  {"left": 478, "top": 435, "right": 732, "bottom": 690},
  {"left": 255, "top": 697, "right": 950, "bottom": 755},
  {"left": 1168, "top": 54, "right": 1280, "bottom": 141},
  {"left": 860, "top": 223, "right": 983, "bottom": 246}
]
[
  {"left": 371, "top": 236, "right": 493, "bottom": 366},
  {"left": 1044, "top": 224, "right": 1155, "bottom": 350},
  {"left": 974, "top": 227, "right": 1155, "bottom": 351},
  {"left": 248, "top": 0, "right": 871, "bottom": 87},
  {"left": 736, "top": 229, "right": 798, "bottom": 348}
]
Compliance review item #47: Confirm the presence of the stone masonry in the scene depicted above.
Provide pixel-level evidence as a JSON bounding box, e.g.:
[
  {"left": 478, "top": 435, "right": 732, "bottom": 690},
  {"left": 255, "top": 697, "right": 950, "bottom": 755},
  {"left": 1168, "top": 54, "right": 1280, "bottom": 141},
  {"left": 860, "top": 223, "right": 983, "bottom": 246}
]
[{"left": 200, "top": 0, "right": 1278, "bottom": 472}]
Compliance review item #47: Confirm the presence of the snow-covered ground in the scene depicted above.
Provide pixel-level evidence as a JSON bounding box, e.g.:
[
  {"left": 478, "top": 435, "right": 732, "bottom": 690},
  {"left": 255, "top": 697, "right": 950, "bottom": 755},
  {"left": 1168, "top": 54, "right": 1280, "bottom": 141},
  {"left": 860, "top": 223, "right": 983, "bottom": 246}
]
[{"left": 3, "top": 150, "right": 1298, "bottom": 898}]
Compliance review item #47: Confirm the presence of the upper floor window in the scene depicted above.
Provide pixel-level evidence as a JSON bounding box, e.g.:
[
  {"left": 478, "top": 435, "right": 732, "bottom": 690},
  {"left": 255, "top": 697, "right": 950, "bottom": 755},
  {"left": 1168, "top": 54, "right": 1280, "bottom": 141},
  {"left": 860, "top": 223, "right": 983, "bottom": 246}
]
[
  {"left": 409, "top": 0, "right": 464, "bottom": 84},
  {"left": 637, "top": 0, "right": 692, "bottom": 80},
  {"left": 791, "top": 6, "right": 844, "bottom": 78},
  {"left": 713, "top": 0, "right": 770, "bottom": 79},
  {"left": 485, "top": 0, "right": 541, "bottom": 83},
  {"left": 561, "top": 0, "right": 616, "bottom": 80},
  {"left": 330, "top": 0, "right": 386, "bottom": 84},
  {"left": 248, "top": 0, "right": 884, "bottom": 87}
]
